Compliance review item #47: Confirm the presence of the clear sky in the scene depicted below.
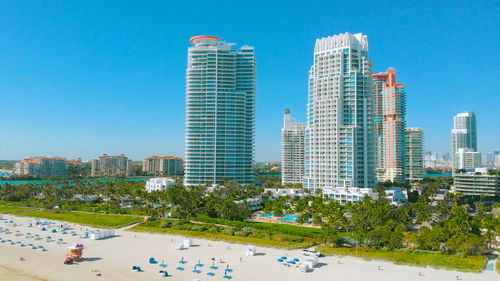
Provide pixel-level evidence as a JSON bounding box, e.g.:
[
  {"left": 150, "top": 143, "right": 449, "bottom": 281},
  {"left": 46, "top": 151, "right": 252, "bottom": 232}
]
[{"left": 1, "top": 0, "right": 499, "bottom": 161}]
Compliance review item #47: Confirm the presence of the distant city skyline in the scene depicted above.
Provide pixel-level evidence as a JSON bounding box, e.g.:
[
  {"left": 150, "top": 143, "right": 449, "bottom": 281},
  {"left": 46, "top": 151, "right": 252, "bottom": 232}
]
[{"left": 1, "top": 1, "right": 499, "bottom": 161}]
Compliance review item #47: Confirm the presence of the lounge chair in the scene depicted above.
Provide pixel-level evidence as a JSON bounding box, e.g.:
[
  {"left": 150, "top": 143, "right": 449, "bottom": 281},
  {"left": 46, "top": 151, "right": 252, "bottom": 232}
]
[
  {"left": 176, "top": 266, "right": 184, "bottom": 271},
  {"left": 206, "top": 272, "right": 215, "bottom": 276}
]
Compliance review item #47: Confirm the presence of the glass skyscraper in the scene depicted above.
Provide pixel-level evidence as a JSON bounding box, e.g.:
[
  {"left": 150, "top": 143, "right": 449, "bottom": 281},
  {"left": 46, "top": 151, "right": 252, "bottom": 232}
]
[
  {"left": 184, "top": 36, "right": 256, "bottom": 186},
  {"left": 304, "top": 32, "right": 377, "bottom": 191},
  {"left": 451, "top": 111, "right": 479, "bottom": 171}
]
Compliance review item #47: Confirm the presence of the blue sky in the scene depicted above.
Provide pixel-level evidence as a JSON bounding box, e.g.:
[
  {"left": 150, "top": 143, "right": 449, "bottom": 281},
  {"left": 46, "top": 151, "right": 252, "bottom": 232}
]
[{"left": 1, "top": 0, "right": 499, "bottom": 161}]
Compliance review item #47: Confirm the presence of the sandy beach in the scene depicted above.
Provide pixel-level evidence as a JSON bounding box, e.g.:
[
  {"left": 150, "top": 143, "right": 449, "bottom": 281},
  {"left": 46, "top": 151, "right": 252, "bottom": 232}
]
[{"left": 0, "top": 214, "right": 497, "bottom": 281}]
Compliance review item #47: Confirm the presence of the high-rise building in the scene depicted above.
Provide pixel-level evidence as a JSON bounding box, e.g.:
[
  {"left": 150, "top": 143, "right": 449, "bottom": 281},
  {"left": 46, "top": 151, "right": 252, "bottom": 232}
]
[
  {"left": 405, "top": 128, "right": 424, "bottom": 181},
  {"left": 143, "top": 156, "right": 183, "bottom": 175},
  {"left": 14, "top": 157, "right": 70, "bottom": 177},
  {"left": 281, "top": 108, "right": 305, "bottom": 184},
  {"left": 91, "top": 154, "right": 132, "bottom": 177},
  {"left": 184, "top": 36, "right": 256, "bottom": 186},
  {"left": 373, "top": 68, "right": 407, "bottom": 183},
  {"left": 304, "top": 32, "right": 377, "bottom": 192},
  {"left": 454, "top": 148, "right": 482, "bottom": 170},
  {"left": 451, "top": 111, "right": 479, "bottom": 170}
]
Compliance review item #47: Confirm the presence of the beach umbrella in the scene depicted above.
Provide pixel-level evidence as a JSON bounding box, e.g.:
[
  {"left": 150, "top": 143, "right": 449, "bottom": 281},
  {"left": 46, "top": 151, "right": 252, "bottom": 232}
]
[
  {"left": 288, "top": 261, "right": 296, "bottom": 264},
  {"left": 209, "top": 261, "right": 217, "bottom": 270},
  {"left": 277, "top": 259, "right": 283, "bottom": 262},
  {"left": 195, "top": 259, "right": 203, "bottom": 267},
  {"left": 207, "top": 272, "right": 215, "bottom": 276},
  {"left": 293, "top": 258, "right": 299, "bottom": 262},
  {"left": 176, "top": 266, "right": 184, "bottom": 271},
  {"left": 281, "top": 256, "right": 287, "bottom": 260}
]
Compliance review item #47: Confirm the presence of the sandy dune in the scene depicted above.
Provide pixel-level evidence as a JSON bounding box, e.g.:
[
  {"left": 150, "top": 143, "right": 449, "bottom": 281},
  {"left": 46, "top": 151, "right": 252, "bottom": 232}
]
[{"left": 0, "top": 214, "right": 497, "bottom": 281}]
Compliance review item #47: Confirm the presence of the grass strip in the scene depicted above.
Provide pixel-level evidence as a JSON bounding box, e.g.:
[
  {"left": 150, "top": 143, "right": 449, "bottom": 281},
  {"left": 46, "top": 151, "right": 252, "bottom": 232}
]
[
  {"left": 0, "top": 205, "right": 34, "bottom": 213},
  {"left": 317, "top": 246, "right": 487, "bottom": 272},
  {"left": 13, "top": 210, "right": 141, "bottom": 228},
  {"left": 130, "top": 221, "right": 316, "bottom": 249}
]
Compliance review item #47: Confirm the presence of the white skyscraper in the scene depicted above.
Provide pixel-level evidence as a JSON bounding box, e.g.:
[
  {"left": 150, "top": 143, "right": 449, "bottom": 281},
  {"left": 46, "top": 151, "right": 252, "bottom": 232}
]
[
  {"left": 304, "top": 33, "right": 377, "bottom": 192},
  {"left": 184, "top": 36, "right": 256, "bottom": 186},
  {"left": 281, "top": 108, "right": 305, "bottom": 184},
  {"left": 451, "top": 111, "right": 479, "bottom": 171}
]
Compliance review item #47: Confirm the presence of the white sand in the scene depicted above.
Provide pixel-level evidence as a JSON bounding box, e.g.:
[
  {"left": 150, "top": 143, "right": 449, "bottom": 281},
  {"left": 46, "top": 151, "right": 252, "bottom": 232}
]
[{"left": 0, "top": 214, "right": 497, "bottom": 281}]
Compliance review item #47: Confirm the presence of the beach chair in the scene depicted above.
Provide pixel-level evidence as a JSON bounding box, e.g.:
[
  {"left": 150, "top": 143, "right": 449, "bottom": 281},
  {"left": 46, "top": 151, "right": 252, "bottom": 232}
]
[
  {"left": 176, "top": 266, "right": 184, "bottom": 271},
  {"left": 223, "top": 275, "right": 232, "bottom": 279},
  {"left": 192, "top": 269, "right": 201, "bottom": 274},
  {"left": 206, "top": 272, "right": 215, "bottom": 276}
]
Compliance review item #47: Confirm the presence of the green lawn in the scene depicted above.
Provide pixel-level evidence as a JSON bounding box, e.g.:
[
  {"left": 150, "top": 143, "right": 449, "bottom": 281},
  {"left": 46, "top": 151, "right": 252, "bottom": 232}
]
[
  {"left": 14, "top": 210, "right": 141, "bottom": 228},
  {"left": 130, "top": 220, "right": 317, "bottom": 249},
  {"left": 194, "top": 214, "right": 323, "bottom": 238},
  {"left": 0, "top": 205, "right": 34, "bottom": 213},
  {"left": 317, "top": 246, "right": 487, "bottom": 272}
]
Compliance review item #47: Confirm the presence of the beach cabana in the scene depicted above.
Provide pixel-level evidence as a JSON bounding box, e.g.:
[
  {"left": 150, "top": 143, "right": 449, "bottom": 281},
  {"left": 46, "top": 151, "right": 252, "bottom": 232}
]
[
  {"left": 277, "top": 259, "right": 283, "bottom": 262},
  {"left": 149, "top": 257, "right": 158, "bottom": 264},
  {"left": 51, "top": 229, "right": 57, "bottom": 233},
  {"left": 245, "top": 245, "right": 257, "bottom": 256},
  {"left": 158, "top": 270, "right": 168, "bottom": 277},
  {"left": 176, "top": 243, "right": 185, "bottom": 250},
  {"left": 299, "top": 263, "right": 310, "bottom": 272},
  {"left": 183, "top": 238, "right": 193, "bottom": 248}
]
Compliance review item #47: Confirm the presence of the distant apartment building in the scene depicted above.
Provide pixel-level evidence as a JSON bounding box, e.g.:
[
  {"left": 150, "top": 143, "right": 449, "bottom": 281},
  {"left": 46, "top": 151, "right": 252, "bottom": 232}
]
[
  {"left": 184, "top": 36, "right": 256, "bottom": 186},
  {"left": 451, "top": 111, "right": 480, "bottom": 171},
  {"left": 14, "top": 157, "right": 70, "bottom": 177},
  {"left": 145, "top": 177, "right": 176, "bottom": 192},
  {"left": 304, "top": 32, "right": 377, "bottom": 191},
  {"left": 405, "top": 128, "right": 424, "bottom": 181},
  {"left": 452, "top": 168, "right": 500, "bottom": 197},
  {"left": 281, "top": 108, "right": 305, "bottom": 185},
  {"left": 485, "top": 151, "right": 500, "bottom": 168},
  {"left": 373, "top": 68, "right": 407, "bottom": 183},
  {"left": 424, "top": 151, "right": 452, "bottom": 169},
  {"left": 91, "top": 154, "right": 131, "bottom": 177},
  {"left": 454, "top": 148, "right": 482, "bottom": 170},
  {"left": 143, "top": 156, "right": 183, "bottom": 175}
]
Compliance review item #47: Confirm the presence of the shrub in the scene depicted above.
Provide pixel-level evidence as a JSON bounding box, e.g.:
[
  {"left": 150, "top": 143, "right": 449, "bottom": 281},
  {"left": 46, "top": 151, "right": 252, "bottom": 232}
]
[
  {"left": 223, "top": 228, "right": 234, "bottom": 236},
  {"left": 234, "top": 231, "right": 249, "bottom": 237},
  {"left": 159, "top": 221, "right": 170, "bottom": 228}
]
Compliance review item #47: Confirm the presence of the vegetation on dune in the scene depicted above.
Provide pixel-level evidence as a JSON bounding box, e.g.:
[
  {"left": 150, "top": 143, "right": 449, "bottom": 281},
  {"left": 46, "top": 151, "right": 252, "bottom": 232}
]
[
  {"left": 317, "top": 246, "right": 487, "bottom": 272},
  {"left": 131, "top": 219, "right": 316, "bottom": 249},
  {"left": 14, "top": 210, "right": 141, "bottom": 228}
]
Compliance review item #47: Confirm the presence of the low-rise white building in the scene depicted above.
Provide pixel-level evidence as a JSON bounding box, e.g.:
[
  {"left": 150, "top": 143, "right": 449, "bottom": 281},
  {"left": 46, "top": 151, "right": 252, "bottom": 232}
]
[
  {"left": 322, "top": 187, "right": 379, "bottom": 204},
  {"left": 263, "top": 188, "right": 307, "bottom": 199},
  {"left": 145, "top": 177, "right": 176, "bottom": 192}
]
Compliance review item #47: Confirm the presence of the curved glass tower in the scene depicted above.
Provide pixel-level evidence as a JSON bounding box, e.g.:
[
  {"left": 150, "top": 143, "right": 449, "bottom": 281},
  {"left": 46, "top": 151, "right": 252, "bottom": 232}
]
[{"left": 184, "top": 36, "right": 256, "bottom": 186}]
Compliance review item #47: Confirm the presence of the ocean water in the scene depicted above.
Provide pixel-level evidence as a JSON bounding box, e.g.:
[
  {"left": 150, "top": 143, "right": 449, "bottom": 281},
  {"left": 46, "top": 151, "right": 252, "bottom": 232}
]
[{"left": 0, "top": 178, "right": 149, "bottom": 186}]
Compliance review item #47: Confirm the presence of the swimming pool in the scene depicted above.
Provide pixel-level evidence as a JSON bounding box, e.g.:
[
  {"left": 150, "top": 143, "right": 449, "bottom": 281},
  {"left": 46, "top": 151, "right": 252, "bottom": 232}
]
[{"left": 259, "top": 213, "right": 274, "bottom": 217}]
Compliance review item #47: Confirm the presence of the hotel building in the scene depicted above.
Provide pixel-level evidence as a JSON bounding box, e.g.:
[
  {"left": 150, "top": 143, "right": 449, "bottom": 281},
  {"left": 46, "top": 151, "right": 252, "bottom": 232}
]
[
  {"left": 143, "top": 156, "right": 183, "bottom": 175},
  {"left": 91, "top": 154, "right": 132, "bottom": 177},
  {"left": 303, "top": 32, "right": 377, "bottom": 192},
  {"left": 184, "top": 36, "right": 256, "bottom": 186},
  {"left": 373, "top": 68, "right": 406, "bottom": 183},
  {"left": 14, "top": 157, "right": 70, "bottom": 177},
  {"left": 281, "top": 108, "right": 306, "bottom": 184}
]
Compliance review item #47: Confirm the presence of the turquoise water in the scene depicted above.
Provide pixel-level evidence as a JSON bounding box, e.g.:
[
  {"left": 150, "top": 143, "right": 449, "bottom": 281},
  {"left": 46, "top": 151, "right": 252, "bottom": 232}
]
[
  {"left": 0, "top": 178, "right": 149, "bottom": 186},
  {"left": 259, "top": 213, "right": 274, "bottom": 217},
  {"left": 260, "top": 213, "right": 300, "bottom": 222}
]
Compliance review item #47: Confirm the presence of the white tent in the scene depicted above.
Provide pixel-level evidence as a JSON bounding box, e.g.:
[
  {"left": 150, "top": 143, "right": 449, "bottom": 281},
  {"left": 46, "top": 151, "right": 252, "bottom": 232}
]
[
  {"left": 176, "top": 243, "right": 185, "bottom": 250},
  {"left": 245, "top": 245, "right": 257, "bottom": 256}
]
